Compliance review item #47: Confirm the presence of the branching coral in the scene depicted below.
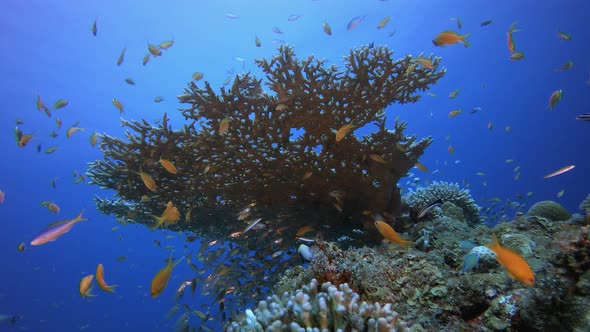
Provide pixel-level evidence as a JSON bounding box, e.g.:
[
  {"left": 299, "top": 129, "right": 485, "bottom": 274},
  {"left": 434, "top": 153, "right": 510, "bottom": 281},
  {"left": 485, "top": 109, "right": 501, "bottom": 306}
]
[
  {"left": 225, "top": 278, "right": 410, "bottom": 332},
  {"left": 87, "top": 44, "right": 445, "bottom": 232}
]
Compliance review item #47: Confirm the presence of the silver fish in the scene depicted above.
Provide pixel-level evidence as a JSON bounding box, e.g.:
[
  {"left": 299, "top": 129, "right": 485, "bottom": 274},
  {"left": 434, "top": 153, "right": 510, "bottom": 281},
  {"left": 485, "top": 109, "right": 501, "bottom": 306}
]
[
  {"left": 242, "top": 218, "right": 262, "bottom": 233},
  {"left": 417, "top": 198, "right": 443, "bottom": 219},
  {"left": 576, "top": 113, "right": 590, "bottom": 122}
]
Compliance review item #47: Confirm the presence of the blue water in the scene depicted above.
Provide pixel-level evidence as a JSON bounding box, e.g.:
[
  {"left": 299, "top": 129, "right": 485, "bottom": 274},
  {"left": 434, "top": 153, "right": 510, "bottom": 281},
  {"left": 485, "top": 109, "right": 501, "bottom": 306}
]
[{"left": 1, "top": 0, "right": 588, "bottom": 331}]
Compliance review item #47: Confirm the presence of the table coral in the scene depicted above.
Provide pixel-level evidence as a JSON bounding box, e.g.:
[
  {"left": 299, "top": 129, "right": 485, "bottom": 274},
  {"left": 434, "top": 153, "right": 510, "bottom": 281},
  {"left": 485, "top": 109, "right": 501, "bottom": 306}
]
[{"left": 87, "top": 44, "right": 445, "bottom": 233}]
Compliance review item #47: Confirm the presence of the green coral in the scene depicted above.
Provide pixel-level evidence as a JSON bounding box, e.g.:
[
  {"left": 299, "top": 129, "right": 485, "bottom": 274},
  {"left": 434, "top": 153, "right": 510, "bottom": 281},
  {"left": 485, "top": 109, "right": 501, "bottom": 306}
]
[{"left": 526, "top": 200, "right": 571, "bottom": 222}]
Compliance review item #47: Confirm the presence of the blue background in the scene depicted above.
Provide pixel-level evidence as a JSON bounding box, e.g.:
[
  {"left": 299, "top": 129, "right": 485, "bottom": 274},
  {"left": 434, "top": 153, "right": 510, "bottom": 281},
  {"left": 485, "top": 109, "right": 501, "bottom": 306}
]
[{"left": 0, "top": 0, "right": 588, "bottom": 330}]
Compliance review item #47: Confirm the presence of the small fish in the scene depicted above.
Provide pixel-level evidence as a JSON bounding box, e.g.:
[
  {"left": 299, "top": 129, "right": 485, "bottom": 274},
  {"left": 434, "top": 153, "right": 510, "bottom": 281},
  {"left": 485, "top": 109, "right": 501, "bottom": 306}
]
[
  {"left": 295, "top": 226, "right": 314, "bottom": 237},
  {"left": 90, "top": 132, "right": 99, "bottom": 147},
  {"left": 124, "top": 78, "right": 135, "bottom": 85},
  {"left": 448, "top": 145, "right": 454, "bottom": 154},
  {"left": 53, "top": 99, "right": 68, "bottom": 110},
  {"left": 272, "top": 27, "right": 283, "bottom": 34},
  {"left": 45, "top": 146, "right": 58, "bottom": 154},
  {"left": 287, "top": 14, "right": 301, "bottom": 22},
  {"left": 192, "top": 72, "right": 203, "bottom": 81},
  {"left": 255, "top": 35, "right": 261, "bottom": 47},
  {"left": 347, "top": 15, "right": 366, "bottom": 31},
  {"left": 507, "top": 22, "right": 520, "bottom": 53},
  {"left": 16, "top": 242, "right": 25, "bottom": 252},
  {"left": 505, "top": 125, "right": 511, "bottom": 133},
  {"left": 555, "top": 60, "right": 574, "bottom": 72},
  {"left": 30, "top": 209, "right": 87, "bottom": 245},
  {"left": 116, "top": 256, "right": 127, "bottom": 262},
  {"left": 460, "top": 253, "right": 479, "bottom": 273},
  {"left": 148, "top": 43, "right": 162, "bottom": 56},
  {"left": 546, "top": 89, "right": 563, "bottom": 110},
  {"left": 509, "top": 51, "right": 525, "bottom": 60},
  {"left": 159, "top": 157, "right": 178, "bottom": 174},
  {"left": 302, "top": 171, "right": 312, "bottom": 180},
  {"left": 557, "top": 189, "right": 565, "bottom": 198},
  {"left": 242, "top": 218, "right": 263, "bottom": 233},
  {"left": 150, "top": 201, "right": 180, "bottom": 229},
  {"left": 374, "top": 221, "right": 413, "bottom": 249},
  {"left": 158, "top": 40, "right": 174, "bottom": 50},
  {"left": 219, "top": 117, "right": 231, "bottom": 135},
  {"left": 116, "top": 47, "right": 126, "bottom": 66},
  {"left": 415, "top": 162, "right": 428, "bottom": 172},
  {"left": 335, "top": 122, "right": 356, "bottom": 142},
  {"left": 322, "top": 21, "right": 332, "bottom": 36},
  {"left": 417, "top": 199, "right": 443, "bottom": 219},
  {"left": 134, "top": 168, "right": 157, "bottom": 192},
  {"left": 151, "top": 253, "right": 185, "bottom": 298},
  {"left": 79, "top": 275, "right": 95, "bottom": 298},
  {"left": 369, "top": 154, "right": 388, "bottom": 164},
  {"left": 488, "top": 121, "right": 493, "bottom": 130},
  {"left": 112, "top": 98, "right": 124, "bottom": 113},
  {"left": 0, "top": 189, "right": 5, "bottom": 204},
  {"left": 142, "top": 53, "right": 150, "bottom": 66},
  {"left": 576, "top": 113, "right": 590, "bottom": 122},
  {"left": 414, "top": 57, "right": 434, "bottom": 69},
  {"left": 450, "top": 17, "right": 462, "bottom": 29},
  {"left": 486, "top": 233, "right": 535, "bottom": 285},
  {"left": 544, "top": 164, "right": 575, "bottom": 179},
  {"left": 433, "top": 31, "right": 470, "bottom": 47},
  {"left": 480, "top": 19, "right": 493, "bottom": 27},
  {"left": 225, "top": 13, "right": 239, "bottom": 19},
  {"left": 427, "top": 92, "right": 437, "bottom": 97},
  {"left": 459, "top": 240, "right": 476, "bottom": 251},
  {"left": 448, "top": 109, "right": 462, "bottom": 118},
  {"left": 448, "top": 90, "right": 460, "bottom": 99},
  {"left": 91, "top": 18, "right": 97, "bottom": 36},
  {"left": 470, "top": 107, "right": 481, "bottom": 114},
  {"left": 56, "top": 117, "right": 62, "bottom": 129},
  {"left": 557, "top": 30, "right": 572, "bottom": 41},
  {"left": 96, "top": 264, "right": 117, "bottom": 293},
  {"left": 377, "top": 16, "right": 391, "bottom": 29},
  {"left": 66, "top": 127, "right": 84, "bottom": 138},
  {"left": 40, "top": 201, "right": 60, "bottom": 213},
  {"left": 154, "top": 97, "right": 164, "bottom": 103}
]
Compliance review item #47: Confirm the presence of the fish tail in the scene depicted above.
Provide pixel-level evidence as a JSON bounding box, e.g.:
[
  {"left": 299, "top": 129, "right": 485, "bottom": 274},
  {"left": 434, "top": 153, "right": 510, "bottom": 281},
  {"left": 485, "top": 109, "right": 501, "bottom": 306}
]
[
  {"left": 150, "top": 215, "right": 164, "bottom": 230},
  {"left": 400, "top": 240, "right": 414, "bottom": 249},
  {"left": 104, "top": 284, "right": 118, "bottom": 293},
  {"left": 75, "top": 209, "right": 88, "bottom": 222},
  {"left": 461, "top": 33, "right": 471, "bottom": 47}
]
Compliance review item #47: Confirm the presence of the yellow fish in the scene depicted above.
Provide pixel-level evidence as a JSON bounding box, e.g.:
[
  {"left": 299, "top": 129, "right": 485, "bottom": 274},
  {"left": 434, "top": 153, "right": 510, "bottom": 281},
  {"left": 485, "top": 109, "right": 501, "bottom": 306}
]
[
  {"left": 151, "top": 253, "right": 185, "bottom": 298},
  {"left": 112, "top": 98, "right": 124, "bottom": 113},
  {"left": 448, "top": 109, "right": 462, "bottom": 118},
  {"left": 374, "top": 221, "right": 413, "bottom": 249},
  {"left": 134, "top": 168, "right": 157, "bottom": 192},
  {"left": 159, "top": 157, "right": 178, "bottom": 174},
  {"left": 151, "top": 201, "right": 180, "bottom": 229},
  {"left": 79, "top": 274, "right": 95, "bottom": 298},
  {"left": 96, "top": 264, "right": 117, "bottom": 293},
  {"left": 335, "top": 122, "right": 356, "bottom": 142},
  {"left": 486, "top": 233, "right": 534, "bottom": 286}
]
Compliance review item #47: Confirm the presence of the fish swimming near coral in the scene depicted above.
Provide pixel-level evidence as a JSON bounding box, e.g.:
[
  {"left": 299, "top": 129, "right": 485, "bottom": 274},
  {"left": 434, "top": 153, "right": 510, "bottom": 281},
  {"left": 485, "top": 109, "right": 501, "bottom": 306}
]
[
  {"left": 374, "top": 220, "right": 413, "bottom": 249},
  {"left": 486, "top": 233, "right": 535, "bottom": 286},
  {"left": 415, "top": 198, "right": 444, "bottom": 219},
  {"left": 30, "top": 209, "right": 87, "bottom": 245},
  {"left": 151, "top": 254, "right": 185, "bottom": 298},
  {"left": 460, "top": 252, "right": 479, "bottom": 273},
  {"left": 432, "top": 31, "right": 470, "bottom": 47}
]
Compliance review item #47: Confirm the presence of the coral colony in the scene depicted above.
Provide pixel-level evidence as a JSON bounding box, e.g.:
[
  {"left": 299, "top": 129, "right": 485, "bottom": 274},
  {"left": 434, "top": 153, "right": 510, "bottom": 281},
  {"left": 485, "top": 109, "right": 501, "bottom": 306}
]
[{"left": 87, "top": 46, "right": 590, "bottom": 331}]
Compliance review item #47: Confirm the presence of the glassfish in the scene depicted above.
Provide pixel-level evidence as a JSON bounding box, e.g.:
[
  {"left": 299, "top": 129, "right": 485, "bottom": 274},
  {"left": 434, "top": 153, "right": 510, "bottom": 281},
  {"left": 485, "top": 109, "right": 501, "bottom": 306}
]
[
  {"left": 151, "top": 254, "right": 185, "bottom": 298},
  {"left": 30, "top": 209, "right": 87, "bottom": 246}
]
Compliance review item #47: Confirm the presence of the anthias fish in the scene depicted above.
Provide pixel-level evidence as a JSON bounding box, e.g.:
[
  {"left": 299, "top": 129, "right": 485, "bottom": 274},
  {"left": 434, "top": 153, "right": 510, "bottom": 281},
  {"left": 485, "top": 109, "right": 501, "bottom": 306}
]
[{"left": 30, "top": 210, "right": 87, "bottom": 246}]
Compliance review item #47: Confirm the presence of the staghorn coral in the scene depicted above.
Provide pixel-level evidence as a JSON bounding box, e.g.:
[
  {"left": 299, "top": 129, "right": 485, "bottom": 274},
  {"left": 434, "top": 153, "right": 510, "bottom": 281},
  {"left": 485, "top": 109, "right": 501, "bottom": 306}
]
[
  {"left": 87, "top": 44, "right": 445, "bottom": 233},
  {"left": 526, "top": 200, "right": 571, "bottom": 222},
  {"left": 404, "top": 181, "right": 481, "bottom": 225},
  {"left": 226, "top": 279, "right": 410, "bottom": 332}
]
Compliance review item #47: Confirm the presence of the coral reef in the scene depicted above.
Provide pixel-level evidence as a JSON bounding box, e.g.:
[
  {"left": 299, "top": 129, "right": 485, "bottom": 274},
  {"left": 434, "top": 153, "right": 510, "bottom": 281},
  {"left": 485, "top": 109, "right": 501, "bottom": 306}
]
[
  {"left": 526, "top": 200, "right": 571, "bottom": 222},
  {"left": 226, "top": 279, "right": 410, "bottom": 332},
  {"left": 87, "top": 45, "right": 445, "bottom": 234},
  {"left": 403, "top": 181, "right": 481, "bottom": 225},
  {"left": 580, "top": 194, "right": 590, "bottom": 213}
]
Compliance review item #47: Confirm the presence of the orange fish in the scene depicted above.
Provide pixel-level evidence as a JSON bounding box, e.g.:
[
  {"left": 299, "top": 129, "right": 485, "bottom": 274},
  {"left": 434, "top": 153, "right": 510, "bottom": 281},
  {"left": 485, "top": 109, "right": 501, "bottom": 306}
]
[
  {"left": 448, "top": 109, "right": 462, "bottom": 118},
  {"left": 151, "top": 201, "right": 180, "bottom": 229},
  {"left": 79, "top": 274, "right": 95, "bottom": 298},
  {"left": 506, "top": 22, "right": 520, "bottom": 53},
  {"left": 432, "top": 31, "right": 470, "bottom": 47},
  {"left": 134, "top": 168, "right": 157, "bottom": 192},
  {"left": 415, "top": 162, "right": 428, "bottom": 172},
  {"left": 374, "top": 220, "right": 413, "bottom": 249},
  {"left": 159, "top": 157, "right": 178, "bottom": 174},
  {"left": 66, "top": 127, "right": 84, "bottom": 138},
  {"left": 295, "top": 225, "right": 314, "bottom": 237},
  {"left": 96, "top": 264, "right": 118, "bottom": 293},
  {"left": 486, "top": 233, "right": 535, "bottom": 286},
  {"left": 219, "top": 117, "right": 231, "bottom": 135},
  {"left": 151, "top": 254, "right": 185, "bottom": 298},
  {"left": 336, "top": 122, "right": 356, "bottom": 142}
]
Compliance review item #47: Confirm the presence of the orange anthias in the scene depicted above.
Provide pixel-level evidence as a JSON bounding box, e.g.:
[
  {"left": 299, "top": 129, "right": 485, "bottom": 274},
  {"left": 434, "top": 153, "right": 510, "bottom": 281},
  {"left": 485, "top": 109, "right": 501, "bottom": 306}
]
[
  {"left": 432, "top": 31, "right": 470, "bottom": 47},
  {"left": 79, "top": 274, "right": 95, "bottom": 298},
  {"left": 150, "top": 201, "right": 180, "bottom": 230},
  {"left": 374, "top": 220, "right": 413, "bottom": 249},
  {"left": 486, "top": 233, "right": 535, "bottom": 286},
  {"left": 96, "top": 264, "right": 118, "bottom": 293},
  {"left": 151, "top": 254, "right": 185, "bottom": 298}
]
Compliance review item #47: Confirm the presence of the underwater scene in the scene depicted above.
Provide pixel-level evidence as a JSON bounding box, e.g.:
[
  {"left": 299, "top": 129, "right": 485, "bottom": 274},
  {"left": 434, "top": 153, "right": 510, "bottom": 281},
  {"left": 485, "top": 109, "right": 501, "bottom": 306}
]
[{"left": 1, "top": 0, "right": 590, "bottom": 331}]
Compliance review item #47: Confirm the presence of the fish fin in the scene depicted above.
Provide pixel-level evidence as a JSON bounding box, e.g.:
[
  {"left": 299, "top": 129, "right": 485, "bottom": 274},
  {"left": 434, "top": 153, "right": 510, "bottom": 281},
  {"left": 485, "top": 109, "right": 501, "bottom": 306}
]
[
  {"left": 74, "top": 209, "right": 87, "bottom": 222},
  {"left": 104, "top": 284, "right": 118, "bottom": 293},
  {"left": 461, "top": 33, "right": 471, "bottom": 47},
  {"left": 486, "top": 233, "right": 499, "bottom": 250},
  {"left": 149, "top": 215, "right": 164, "bottom": 230},
  {"left": 400, "top": 240, "right": 414, "bottom": 249}
]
